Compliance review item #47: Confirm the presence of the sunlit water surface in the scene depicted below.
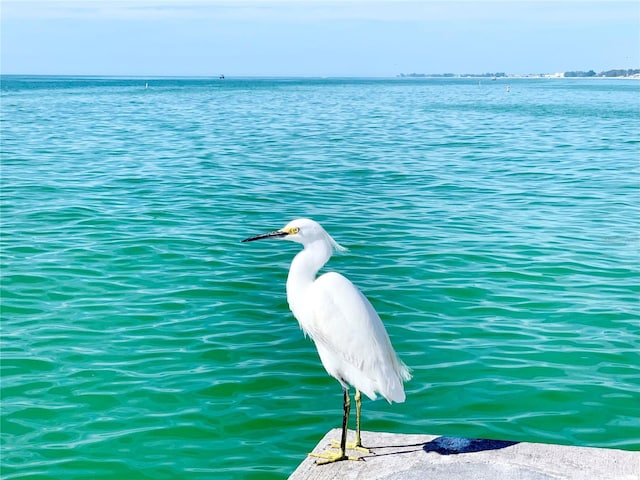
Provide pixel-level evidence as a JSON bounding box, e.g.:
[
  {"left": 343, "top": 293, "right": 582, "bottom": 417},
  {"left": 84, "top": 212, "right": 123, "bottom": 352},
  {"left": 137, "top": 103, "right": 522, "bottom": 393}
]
[{"left": 2, "top": 76, "right": 639, "bottom": 479}]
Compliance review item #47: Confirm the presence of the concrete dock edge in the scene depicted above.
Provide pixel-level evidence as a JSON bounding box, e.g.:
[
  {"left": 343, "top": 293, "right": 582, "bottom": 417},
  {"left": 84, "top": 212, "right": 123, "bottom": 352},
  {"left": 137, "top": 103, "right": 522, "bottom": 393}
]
[{"left": 288, "top": 429, "right": 639, "bottom": 480}]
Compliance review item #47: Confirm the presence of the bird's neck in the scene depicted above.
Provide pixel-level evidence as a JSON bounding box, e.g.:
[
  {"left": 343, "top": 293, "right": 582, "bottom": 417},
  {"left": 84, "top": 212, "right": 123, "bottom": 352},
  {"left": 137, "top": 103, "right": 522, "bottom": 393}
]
[{"left": 286, "top": 240, "right": 331, "bottom": 315}]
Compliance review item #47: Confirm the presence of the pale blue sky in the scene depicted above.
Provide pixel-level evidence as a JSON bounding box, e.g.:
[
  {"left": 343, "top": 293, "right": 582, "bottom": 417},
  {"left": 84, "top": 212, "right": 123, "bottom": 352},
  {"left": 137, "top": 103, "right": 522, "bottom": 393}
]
[{"left": 1, "top": 0, "right": 638, "bottom": 76}]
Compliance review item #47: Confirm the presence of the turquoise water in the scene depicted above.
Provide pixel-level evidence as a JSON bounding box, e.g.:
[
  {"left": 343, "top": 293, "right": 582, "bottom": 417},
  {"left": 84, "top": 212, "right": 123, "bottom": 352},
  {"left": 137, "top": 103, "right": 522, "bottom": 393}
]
[{"left": 1, "top": 76, "right": 639, "bottom": 479}]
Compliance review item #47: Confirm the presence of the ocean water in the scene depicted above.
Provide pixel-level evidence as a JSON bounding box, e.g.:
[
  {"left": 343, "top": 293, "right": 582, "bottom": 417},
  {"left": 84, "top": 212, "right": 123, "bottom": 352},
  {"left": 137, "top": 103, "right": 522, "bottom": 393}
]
[{"left": 1, "top": 75, "right": 639, "bottom": 479}]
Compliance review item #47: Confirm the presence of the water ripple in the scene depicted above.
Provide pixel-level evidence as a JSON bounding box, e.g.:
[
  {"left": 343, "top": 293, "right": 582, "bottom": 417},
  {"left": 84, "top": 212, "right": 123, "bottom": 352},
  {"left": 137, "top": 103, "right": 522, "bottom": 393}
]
[{"left": 2, "top": 77, "right": 639, "bottom": 479}]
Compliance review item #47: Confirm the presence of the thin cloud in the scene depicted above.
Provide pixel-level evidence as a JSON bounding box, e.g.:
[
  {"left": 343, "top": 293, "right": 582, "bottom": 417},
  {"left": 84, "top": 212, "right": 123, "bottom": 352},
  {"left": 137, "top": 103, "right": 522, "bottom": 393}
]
[{"left": 3, "top": 1, "right": 637, "bottom": 24}]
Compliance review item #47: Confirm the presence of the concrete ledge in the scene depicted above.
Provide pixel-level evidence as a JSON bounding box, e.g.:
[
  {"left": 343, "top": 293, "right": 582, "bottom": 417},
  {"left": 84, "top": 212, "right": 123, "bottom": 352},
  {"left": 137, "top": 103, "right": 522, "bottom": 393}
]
[{"left": 289, "top": 429, "right": 639, "bottom": 480}]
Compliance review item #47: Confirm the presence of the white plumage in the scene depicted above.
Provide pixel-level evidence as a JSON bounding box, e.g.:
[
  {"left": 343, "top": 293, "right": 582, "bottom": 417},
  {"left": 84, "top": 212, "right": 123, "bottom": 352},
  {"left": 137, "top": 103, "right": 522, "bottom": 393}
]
[{"left": 299, "top": 271, "right": 409, "bottom": 402}]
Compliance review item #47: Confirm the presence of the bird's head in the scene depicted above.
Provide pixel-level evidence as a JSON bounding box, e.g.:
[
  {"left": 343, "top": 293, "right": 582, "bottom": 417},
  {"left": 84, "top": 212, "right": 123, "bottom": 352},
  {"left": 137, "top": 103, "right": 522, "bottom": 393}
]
[{"left": 242, "top": 218, "right": 346, "bottom": 252}]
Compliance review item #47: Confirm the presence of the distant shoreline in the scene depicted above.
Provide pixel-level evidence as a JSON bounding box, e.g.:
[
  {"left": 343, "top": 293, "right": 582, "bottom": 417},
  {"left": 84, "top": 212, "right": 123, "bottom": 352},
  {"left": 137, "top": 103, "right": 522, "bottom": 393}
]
[
  {"left": 397, "top": 75, "right": 640, "bottom": 80},
  {"left": 398, "top": 68, "right": 640, "bottom": 80}
]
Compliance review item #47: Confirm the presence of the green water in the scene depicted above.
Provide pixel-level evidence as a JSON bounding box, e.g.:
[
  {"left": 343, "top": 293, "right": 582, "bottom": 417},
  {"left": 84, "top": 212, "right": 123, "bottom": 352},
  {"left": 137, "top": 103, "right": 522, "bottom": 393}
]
[{"left": 1, "top": 76, "right": 639, "bottom": 479}]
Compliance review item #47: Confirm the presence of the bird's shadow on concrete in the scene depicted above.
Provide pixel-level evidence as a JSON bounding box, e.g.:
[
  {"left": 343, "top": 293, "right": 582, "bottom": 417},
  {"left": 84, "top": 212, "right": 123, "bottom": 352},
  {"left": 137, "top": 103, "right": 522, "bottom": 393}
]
[
  {"left": 366, "top": 436, "right": 519, "bottom": 459},
  {"left": 422, "top": 436, "right": 519, "bottom": 455}
]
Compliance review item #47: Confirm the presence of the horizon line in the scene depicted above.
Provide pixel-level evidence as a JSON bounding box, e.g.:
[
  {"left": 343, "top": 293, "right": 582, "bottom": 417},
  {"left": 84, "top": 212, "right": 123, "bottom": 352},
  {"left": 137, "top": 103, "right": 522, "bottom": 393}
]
[{"left": 3, "top": 72, "right": 639, "bottom": 79}]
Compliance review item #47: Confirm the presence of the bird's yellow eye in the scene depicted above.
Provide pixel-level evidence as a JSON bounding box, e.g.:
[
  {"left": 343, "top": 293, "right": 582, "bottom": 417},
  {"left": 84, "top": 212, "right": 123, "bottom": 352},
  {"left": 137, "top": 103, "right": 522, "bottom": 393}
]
[{"left": 290, "top": 227, "right": 300, "bottom": 234}]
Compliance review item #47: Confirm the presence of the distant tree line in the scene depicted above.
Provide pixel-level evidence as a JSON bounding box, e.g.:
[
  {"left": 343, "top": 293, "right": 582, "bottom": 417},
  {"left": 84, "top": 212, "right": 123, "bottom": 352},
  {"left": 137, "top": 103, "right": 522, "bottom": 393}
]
[
  {"left": 399, "top": 69, "right": 639, "bottom": 78},
  {"left": 564, "top": 68, "right": 640, "bottom": 77},
  {"left": 565, "top": 68, "right": 640, "bottom": 77},
  {"left": 564, "top": 70, "right": 597, "bottom": 77}
]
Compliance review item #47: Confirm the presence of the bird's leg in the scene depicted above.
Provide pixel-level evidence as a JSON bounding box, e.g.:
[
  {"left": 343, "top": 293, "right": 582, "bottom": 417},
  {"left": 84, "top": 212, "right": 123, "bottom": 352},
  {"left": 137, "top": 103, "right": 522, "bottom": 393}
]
[
  {"left": 309, "top": 388, "right": 360, "bottom": 464},
  {"left": 328, "top": 389, "right": 371, "bottom": 454},
  {"left": 351, "top": 389, "right": 370, "bottom": 453},
  {"left": 333, "top": 389, "right": 370, "bottom": 453}
]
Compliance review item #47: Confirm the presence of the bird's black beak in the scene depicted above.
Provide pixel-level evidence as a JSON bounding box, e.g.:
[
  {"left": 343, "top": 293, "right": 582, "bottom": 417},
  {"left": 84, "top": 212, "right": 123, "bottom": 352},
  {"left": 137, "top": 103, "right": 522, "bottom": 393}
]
[{"left": 241, "top": 230, "right": 289, "bottom": 243}]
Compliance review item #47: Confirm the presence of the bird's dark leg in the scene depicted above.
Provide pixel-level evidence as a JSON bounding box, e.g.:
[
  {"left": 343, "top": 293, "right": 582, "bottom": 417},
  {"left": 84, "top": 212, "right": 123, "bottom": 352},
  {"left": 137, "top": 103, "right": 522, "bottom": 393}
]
[
  {"left": 309, "top": 388, "right": 360, "bottom": 464},
  {"left": 338, "top": 387, "right": 350, "bottom": 455}
]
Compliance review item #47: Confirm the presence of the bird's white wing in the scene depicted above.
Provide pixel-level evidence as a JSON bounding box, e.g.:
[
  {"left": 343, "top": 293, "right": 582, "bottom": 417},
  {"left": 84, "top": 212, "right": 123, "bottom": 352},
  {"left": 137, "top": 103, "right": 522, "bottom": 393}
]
[{"left": 301, "top": 271, "right": 409, "bottom": 402}]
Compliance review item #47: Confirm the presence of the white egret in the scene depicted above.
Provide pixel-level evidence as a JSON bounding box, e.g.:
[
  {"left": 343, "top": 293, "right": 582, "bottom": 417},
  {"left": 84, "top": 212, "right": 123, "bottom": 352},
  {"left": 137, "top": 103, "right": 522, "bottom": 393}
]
[{"left": 242, "top": 218, "right": 411, "bottom": 464}]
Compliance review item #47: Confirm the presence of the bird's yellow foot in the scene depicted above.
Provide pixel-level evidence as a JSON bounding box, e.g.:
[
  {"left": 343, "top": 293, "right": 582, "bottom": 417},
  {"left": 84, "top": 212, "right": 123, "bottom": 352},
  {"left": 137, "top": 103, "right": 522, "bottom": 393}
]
[
  {"left": 330, "top": 439, "right": 371, "bottom": 454},
  {"left": 309, "top": 450, "right": 362, "bottom": 465}
]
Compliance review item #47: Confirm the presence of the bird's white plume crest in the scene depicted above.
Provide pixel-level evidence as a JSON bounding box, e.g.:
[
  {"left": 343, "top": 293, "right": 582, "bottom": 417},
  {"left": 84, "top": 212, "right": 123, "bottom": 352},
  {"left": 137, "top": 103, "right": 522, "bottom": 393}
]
[
  {"left": 311, "top": 219, "right": 348, "bottom": 254},
  {"left": 327, "top": 232, "right": 348, "bottom": 254}
]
